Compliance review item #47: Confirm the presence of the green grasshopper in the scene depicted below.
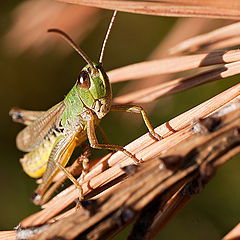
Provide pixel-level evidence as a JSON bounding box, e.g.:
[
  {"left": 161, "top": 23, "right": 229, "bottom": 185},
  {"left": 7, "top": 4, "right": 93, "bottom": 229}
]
[{"left": 10, "top": 11, "right": 161, "bottom": 205}]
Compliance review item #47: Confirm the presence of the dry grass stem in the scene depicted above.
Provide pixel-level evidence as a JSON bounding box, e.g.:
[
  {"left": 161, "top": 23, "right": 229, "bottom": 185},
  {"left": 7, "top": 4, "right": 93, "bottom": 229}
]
[
  {"left": 2, "top": 1, "right": 240, "bottom": 239},
  {"left": 114, "top": 60, "right": 240, "bottom": 104},
  {"left": 148, "top": 18, "right": 214, "bottom": 60},
  {"left": 120, "top": 18, "right": 226, "bottom": 104},
  {"left": 13, "top": 101, "right": 240, "bottom": 239},
  {"left": 223, "top": 223, "right": 240, "bottom": 240},
  {"left": 17, "top": 83, "right": 240, "bottom": 230},
  {"left": 0, "top": 231, "right": 17, "bottom": 240},
  {"left": 58, "top": 0, "right": 240, "bottom": 20},
  {"left": 4, "top": 0, "right": 99, "bottom": 55},
  {"left": 206, "top": 36, "right": 240, "bottom": 51},
  {"left": 108, "top": 49, "right": 240, "bottom": 83},
  {"left": 170, "top": 22, "right": 240, "bottom": 54},
  {"left": 142, "top": 186, "right": 191, "bottom": 240}
]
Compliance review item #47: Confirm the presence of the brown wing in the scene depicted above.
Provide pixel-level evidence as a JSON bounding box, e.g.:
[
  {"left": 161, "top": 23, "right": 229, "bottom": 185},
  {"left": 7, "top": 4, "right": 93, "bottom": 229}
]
[
  {"left": 16, "top": 101, "right": 65, "bottom": 152},
  {"left": 9, "top": 108, "right": 45, "bottom": 126}
]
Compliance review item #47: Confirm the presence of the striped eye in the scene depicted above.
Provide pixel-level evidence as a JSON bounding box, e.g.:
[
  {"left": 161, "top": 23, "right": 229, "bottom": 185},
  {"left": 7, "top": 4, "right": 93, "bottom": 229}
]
[{"left": 77, "top": 70, "right": 90, "bottom": 89}]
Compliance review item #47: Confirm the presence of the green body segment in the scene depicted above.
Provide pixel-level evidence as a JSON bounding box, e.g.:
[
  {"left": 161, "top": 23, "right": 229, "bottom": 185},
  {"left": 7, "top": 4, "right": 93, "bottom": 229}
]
[{"left": 61, "top": 83, "right": 85, "bottom": 128}]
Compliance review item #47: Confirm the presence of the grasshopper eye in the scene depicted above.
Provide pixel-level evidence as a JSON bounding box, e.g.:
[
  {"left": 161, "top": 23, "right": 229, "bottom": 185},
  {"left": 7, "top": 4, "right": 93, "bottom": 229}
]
[{"left": 77, "top": 70, "right": 90, "bottom": 89}]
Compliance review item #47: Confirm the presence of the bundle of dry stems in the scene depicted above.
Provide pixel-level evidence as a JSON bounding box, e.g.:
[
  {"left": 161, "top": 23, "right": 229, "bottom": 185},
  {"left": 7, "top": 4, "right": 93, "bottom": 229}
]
[{"left": 1, "top": 0, "right": 240, "bottom": 239}]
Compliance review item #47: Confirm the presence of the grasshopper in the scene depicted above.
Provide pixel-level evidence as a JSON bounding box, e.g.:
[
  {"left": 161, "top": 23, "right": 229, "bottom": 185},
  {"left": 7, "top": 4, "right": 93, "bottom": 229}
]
[{"left": 10, "top": 11, "right": 161, "bottom": 205}]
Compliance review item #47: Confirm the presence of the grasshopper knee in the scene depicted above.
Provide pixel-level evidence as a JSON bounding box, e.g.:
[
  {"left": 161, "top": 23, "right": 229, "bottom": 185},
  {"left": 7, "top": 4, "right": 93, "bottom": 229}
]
[
  {"left": 90, "top": 143, "right": 98, "bottom": 149},
  {"left": 31, "top": 192, "right": 42, "bottom": 205},
  {"left": 128, "top": 106, "right": 142, "bottom": 113}
]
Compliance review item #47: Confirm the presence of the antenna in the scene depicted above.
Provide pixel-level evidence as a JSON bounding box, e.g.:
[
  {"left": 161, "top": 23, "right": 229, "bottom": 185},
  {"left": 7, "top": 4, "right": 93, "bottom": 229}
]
[
  {"left": 99, "top": 10, "right": 118, "bottom": 65},
  {"left": 47, "top": 28, "right": 96, "bottom": 73}
]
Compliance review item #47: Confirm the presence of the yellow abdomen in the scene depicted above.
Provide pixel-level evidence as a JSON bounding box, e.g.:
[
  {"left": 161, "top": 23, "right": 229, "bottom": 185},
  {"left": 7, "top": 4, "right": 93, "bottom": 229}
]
[{"left": 20, "top": 134, "right": 58, "bottom": 178}]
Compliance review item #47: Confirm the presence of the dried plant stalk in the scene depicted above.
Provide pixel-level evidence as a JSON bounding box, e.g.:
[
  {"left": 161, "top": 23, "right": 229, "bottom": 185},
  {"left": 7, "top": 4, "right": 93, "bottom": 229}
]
[
  {"left": 206, "top": 36, "right": 240, "bottom": 51},
  {"left": 108, "top": 49, "right": 240, "bottom": 83},
  {"left": 114, "top": 60, "right": 240, "bottom": 104},
  {"left": 17, "top": 83, "right": 240, "bottom": 229},
  {"left": 0, "top": 231, "right": 16, "bottom": 240},
  {"left": 2, "top": 1, "right": 240, "bottom": 239},
  {"left": 12, "top": 101, "right": 240, "bottom": 239},
  {"left": 119, "top": 18, "right": 226, "bottom": 108},
  {"left": 170, "top": 22, "right": 240, "bottom": 54},
  {"left": 148, "top": 18, "right": 215, "bottom": 60},
  {"left": 223, "top": 223, "right": 240, "bottom": 240},
  {"left": 4, "top": 0, "right": 99, "bottom": 55},
  {"left": 58, "top": 0, "right": 240, "bottom": 20}
]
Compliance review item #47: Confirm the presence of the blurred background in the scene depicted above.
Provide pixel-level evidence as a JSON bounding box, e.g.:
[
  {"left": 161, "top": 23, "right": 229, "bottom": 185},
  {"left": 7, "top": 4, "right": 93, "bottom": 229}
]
[{"left": 0, "top": 1, "right": 239, "bottom": 239}]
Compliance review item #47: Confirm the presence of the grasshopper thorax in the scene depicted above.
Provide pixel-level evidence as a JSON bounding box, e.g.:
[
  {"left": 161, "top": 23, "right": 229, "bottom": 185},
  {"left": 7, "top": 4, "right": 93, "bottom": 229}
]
[{"left": 76, "top": 63, "right": 112, "bottom": 119}]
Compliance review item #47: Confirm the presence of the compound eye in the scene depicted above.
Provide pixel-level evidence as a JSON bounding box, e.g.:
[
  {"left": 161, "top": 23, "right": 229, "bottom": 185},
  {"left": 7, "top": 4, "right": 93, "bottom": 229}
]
[{"left": 77, "top": 70, "right": 91, "bottom": 89}]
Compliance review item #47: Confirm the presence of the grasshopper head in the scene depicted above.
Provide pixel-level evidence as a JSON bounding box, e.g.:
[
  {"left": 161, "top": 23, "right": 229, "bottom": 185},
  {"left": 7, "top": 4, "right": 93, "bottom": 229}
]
[
  {"left": 76, "top": 63, "right": 112, "bottom": 119},
  {"left": 47, "top": 25, "right": 116, "bottom": 119}
]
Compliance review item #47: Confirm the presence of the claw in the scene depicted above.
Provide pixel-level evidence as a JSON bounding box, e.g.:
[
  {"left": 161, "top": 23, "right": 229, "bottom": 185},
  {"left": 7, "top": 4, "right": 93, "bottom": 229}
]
[{"left": 149, "top": 131, "right": 162, "bottom": 141}]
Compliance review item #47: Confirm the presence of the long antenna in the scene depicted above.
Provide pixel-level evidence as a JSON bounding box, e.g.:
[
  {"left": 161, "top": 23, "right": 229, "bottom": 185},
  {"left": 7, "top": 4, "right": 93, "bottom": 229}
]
[
  {"left": 47, "top": 28, "right": 95, "bottom": 72},
  {"left": 99, "top": 10, "right": 118, "bottom": 65}
]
